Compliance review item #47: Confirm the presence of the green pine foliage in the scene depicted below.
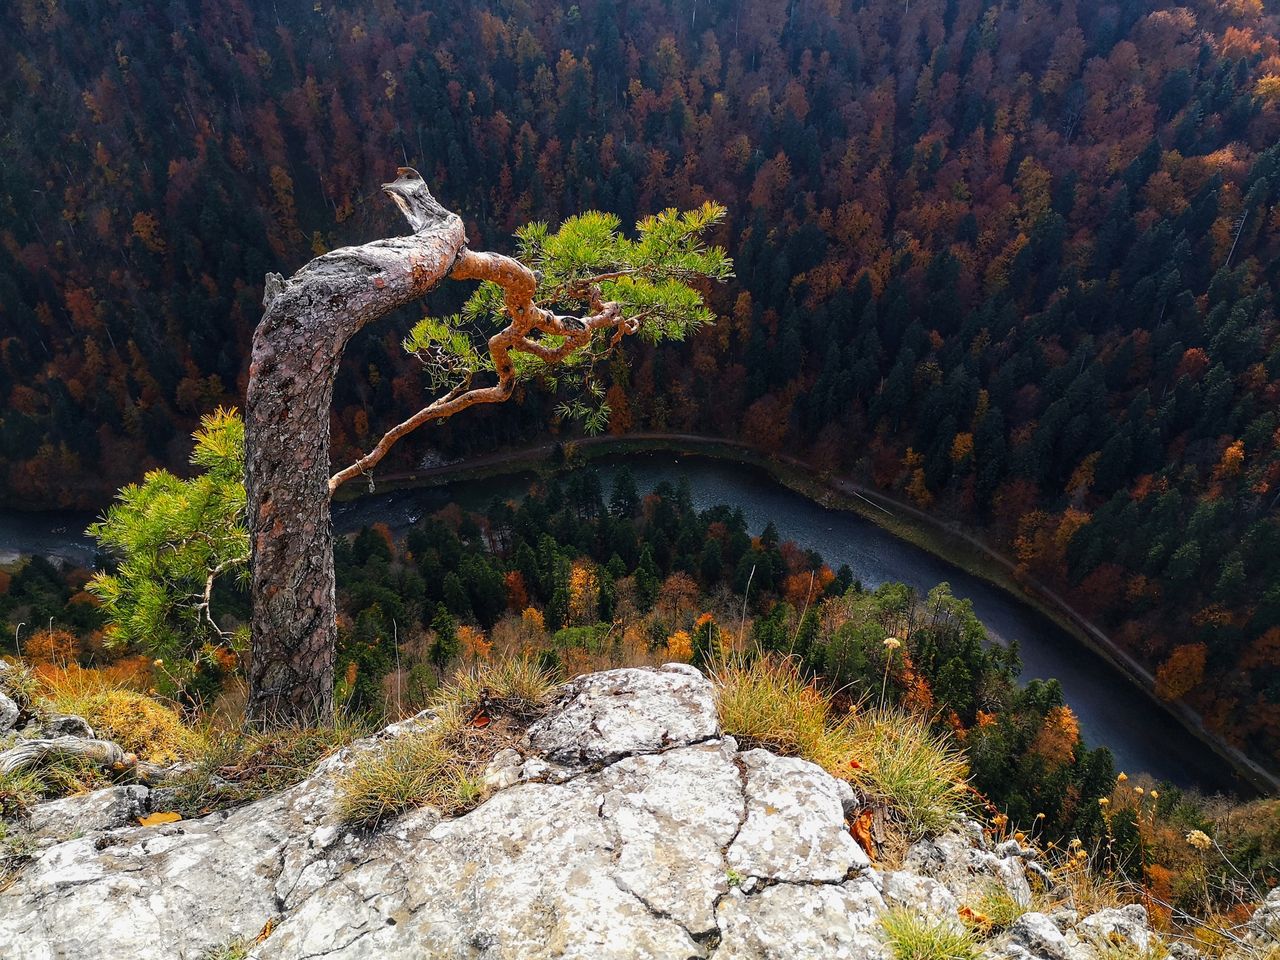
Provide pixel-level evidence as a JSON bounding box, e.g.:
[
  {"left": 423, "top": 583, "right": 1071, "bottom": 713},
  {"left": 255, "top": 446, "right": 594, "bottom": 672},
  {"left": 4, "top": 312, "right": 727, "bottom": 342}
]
[
  {"left": 403, "top": 204, "right": 732, "bottom": 433},
  {"left": 86, "top": 408, "right": 248, "bottom": 694}
]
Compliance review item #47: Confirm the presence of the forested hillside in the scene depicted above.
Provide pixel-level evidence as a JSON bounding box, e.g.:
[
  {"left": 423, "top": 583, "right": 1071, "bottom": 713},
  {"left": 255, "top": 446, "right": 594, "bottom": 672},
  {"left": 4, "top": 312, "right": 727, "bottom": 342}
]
[{"left": 4, "top": 0, "right": 1280, "bottom": 761}]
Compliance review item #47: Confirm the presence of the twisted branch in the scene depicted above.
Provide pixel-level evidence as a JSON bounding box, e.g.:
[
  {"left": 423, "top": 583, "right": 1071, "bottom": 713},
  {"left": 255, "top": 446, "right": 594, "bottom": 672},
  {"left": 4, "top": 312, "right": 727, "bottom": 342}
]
[{"left": 328, "top": 249, "right": 638, "bottom": 494}]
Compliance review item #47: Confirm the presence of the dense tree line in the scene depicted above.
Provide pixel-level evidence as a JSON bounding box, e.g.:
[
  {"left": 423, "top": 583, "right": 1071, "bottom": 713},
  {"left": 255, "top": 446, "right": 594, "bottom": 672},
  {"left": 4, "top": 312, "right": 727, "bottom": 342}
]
[
  {"left": 3, "top": 0, "right": 1280, "bottom": 758},
  {"left": 328, "top": 469, "right": 1117, "bottom": 841}
]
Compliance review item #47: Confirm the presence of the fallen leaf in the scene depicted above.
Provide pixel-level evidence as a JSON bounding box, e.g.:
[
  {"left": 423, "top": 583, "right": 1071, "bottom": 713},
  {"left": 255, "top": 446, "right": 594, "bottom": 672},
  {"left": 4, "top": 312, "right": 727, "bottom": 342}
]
[
  {"left": 138, "top": 811, "right": 182, "bottom": 826},
  {"left": 256, "top": 917, "right": 277, "bottom": 943},
  {"left": 849, "top": 809, "right": 876, "bottom": 861}
]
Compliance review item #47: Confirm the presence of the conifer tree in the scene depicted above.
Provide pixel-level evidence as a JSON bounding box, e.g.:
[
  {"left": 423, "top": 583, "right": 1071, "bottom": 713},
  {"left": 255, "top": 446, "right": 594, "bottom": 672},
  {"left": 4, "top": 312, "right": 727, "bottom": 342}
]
[{"left": 95, "top": 171, "right": 730, "bottom": 727}]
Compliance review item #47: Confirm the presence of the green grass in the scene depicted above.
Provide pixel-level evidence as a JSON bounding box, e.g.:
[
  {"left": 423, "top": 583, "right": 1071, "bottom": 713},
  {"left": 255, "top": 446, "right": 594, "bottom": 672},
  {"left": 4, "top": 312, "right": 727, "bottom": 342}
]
[
  {"left": 845, "top": 706, "right": 972, "bottom": 839},
  {"left": 881, "top": 908, "right": 983, "bottom": 960},
  {"left": 0, "top": 769, "right": 41, "bottom": 818},
  {"left": 964, "top": 884, "right": 1030, "bottom": 932}
]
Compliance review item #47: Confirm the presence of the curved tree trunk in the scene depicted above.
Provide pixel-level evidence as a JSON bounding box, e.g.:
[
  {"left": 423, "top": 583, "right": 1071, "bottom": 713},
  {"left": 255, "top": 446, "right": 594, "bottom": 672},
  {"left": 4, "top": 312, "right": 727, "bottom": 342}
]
[{"left": 244, "top": 171, "right": 466, "bottom": 727}]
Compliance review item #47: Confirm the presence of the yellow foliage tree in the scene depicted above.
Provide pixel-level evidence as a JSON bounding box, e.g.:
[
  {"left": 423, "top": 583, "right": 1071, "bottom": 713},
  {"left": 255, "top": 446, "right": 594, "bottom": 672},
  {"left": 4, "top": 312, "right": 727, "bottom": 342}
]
[
  {"left": 1255, "top": 74, "right": 1280, "bottom": 102},
  {"left": 1031, "top": 705, "right": 1080, "bottom": 769},
  {"left": 457, "top": 625, "right": 492, "bottom": 661},
  {"left": 567, "top": 562, "right": 600, "bottom": 626},
  {"left": 1213, "top": 439, "right": 1245, "bottom": 481},
  {"left": 1155, "top": 644, "right": 1207, "bottom": 701}
]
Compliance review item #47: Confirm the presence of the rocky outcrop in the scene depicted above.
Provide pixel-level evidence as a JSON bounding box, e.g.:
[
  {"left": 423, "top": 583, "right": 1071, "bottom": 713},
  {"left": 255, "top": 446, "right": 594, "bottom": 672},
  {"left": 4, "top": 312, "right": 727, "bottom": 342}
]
[{"left": 0, "top": 663, "right": 1253, "bottom": 960}]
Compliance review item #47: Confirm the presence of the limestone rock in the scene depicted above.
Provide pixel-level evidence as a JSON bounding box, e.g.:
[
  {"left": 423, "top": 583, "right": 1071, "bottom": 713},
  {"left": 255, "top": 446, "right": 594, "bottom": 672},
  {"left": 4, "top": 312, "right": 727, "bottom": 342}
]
[
  {"left": 526, "top": 663, "right": 720, "bottom": 766},
  {"left": 715, "top": 875, "right": 890, "bottom": 960},
  {"left": 37, "top": 715, "right": 95, "bottom": 739},
  {"left": 904, "top": 826, "right": 1032, "bottom": 905},
  {"left": 1077, "top": 904, "right": 1152, "bottom": 953},
  {"left": 881, "top": 871, "right": 961, "bottom": 930},
  {"left": 1003, "top": 912, "right": 1089, "bottom": 960},
  {"left": 26, "top": 785, "right": 151, "bottom": 841},
  {"left": 0, "top": 664, "right": 1049, "bottom": 960},
  {"left": 727, "top": 749, "right": 869, "bottom": 883},
  {"left": 0, "top": 690, "right": 18, "bottom": 732},
  {"left": 1243, "top": 886, "right": 1280, "bottom": 944}
]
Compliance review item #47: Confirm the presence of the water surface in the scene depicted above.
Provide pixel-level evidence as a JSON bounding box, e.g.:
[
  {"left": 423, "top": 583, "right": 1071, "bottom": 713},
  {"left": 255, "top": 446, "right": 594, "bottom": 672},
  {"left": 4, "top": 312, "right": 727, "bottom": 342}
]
[
  {"left": 334, "top": 452, "right": 1242, "bottom": 793},
  {"left": 0, "top": 452, "right": 1244, "bottom": 792}
]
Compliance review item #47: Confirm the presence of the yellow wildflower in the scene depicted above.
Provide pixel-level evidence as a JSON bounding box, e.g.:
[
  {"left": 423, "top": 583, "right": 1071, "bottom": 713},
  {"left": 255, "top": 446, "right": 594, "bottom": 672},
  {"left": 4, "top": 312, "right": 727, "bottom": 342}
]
[{"left": 1186, "top": 830, "right": 1213, "bottom": 851}]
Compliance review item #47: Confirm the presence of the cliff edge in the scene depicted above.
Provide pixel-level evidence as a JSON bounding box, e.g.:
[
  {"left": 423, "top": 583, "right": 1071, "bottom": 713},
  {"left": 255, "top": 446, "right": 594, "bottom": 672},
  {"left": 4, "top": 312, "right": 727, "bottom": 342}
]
[{"left": 1, "top": 665, "right": 1270, "bottom": 959}]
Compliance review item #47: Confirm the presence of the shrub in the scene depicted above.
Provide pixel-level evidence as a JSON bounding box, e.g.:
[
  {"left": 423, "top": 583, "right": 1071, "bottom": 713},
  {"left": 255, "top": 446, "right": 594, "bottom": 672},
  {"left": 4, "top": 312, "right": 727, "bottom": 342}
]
[
  {"left": 86, "top": 408, "right": 248, "bottom": 695},
  {"left": 880, "top": 908, "right": 982, "bottom": 960}
]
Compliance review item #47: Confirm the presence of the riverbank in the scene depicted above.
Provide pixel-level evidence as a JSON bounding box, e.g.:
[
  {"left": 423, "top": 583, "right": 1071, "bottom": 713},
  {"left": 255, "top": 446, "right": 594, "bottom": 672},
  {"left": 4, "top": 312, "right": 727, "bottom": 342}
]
[{"left": 360, "top": 432, "right": 1279, "bottom": 796}]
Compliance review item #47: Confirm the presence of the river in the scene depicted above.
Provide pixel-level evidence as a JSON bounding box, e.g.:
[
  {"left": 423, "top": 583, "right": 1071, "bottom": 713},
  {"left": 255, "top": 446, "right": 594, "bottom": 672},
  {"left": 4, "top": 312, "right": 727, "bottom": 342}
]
[{"left": 0, "top": 451, "right": 1244, "bottom": 793}]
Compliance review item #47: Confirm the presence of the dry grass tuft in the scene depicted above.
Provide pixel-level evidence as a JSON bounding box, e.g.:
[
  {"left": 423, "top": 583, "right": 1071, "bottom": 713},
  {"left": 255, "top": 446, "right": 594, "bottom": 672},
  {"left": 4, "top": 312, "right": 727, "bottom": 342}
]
[
  {"left": 711, "top": 654, "right": 861, "bottom": 779},
  {"left": 0, "top": 659, "right": 38, "bottom": 706},
  {"left": 712, "top": 654, "right": 970, "bottom": 840},
  {"left": 336, "top": 657, "right": 558, "bottom": 830},
  {"left": 844, "top": 706, "right": 972, "bottom": 840},
  {"left": 434, "top": 656, "right": 559, "bottom": 723},
  {"left": 166, "top": 718, "right": 367, "bottom": 817},
  {"left": 335, "top": 733, "right": 483, "bottom": 827}
]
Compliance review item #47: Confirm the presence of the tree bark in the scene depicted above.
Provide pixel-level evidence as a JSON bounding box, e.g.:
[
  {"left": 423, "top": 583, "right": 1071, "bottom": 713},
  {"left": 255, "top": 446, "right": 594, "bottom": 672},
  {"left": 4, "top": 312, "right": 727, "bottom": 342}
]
[
  {"left": 245, "top": 169, "right": 643, "bottom": 728},
  {"left": 244, "top": 170, "right": 466, "bottom": 727}
]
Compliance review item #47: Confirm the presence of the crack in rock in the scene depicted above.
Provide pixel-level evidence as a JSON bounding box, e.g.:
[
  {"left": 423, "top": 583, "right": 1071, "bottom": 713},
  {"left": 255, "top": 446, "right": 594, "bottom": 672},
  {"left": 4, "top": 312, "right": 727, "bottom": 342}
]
[{"left": 0, "top": 665, "right": 1128, "bottom": 960}]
